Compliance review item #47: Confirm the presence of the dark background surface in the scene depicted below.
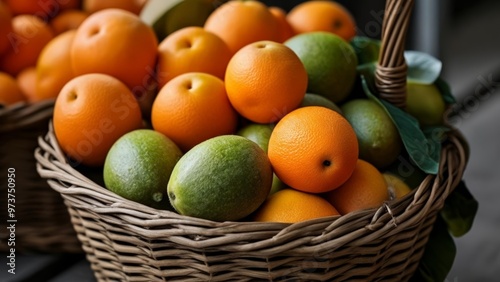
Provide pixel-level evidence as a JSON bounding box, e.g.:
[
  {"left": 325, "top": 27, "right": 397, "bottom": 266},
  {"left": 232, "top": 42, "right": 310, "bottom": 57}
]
[{"left": 2, "top": 0, "right": 500, "bottom": 281}]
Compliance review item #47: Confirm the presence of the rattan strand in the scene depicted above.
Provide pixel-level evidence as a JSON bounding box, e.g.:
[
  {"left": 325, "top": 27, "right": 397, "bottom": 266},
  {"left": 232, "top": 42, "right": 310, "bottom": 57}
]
[
  {"left": 35, "top": 121, "right": 467, "bottom": 281},
  {"left": 0, "top": 101, "right": 81, "bottom": 253},
  {"left": 0, "top": 100, "right": 55, "bottom": 132},
  {"left": 375, "top": 0, "right": 415, "bottom": 108},
  {"left": 33, "top": 0, "right": 469, "bottom": 279}
]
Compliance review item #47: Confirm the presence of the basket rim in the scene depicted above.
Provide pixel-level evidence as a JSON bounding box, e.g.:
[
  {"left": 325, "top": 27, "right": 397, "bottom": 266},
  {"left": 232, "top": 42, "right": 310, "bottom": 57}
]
[
  {"left": 28, "top": 1, "right": 470, "bottom": 279},
  {"left": 0, "top": 99, "right": 82, "bottom": 253},
  {"left": 34, "top": 120, "right": 468, "bottom": 251},
  {"left": 0, "top": 99, "right": 55, "bottom": 132}
]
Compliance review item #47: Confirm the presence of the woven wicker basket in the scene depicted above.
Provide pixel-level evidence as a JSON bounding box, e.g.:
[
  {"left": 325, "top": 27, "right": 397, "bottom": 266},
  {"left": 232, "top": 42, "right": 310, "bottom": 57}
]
[
  {"left": 0, "top": 100, "right": 81, "bottom": 253},
  {"left": 34, "top": 0, "right": 468, "bottom": 280}
]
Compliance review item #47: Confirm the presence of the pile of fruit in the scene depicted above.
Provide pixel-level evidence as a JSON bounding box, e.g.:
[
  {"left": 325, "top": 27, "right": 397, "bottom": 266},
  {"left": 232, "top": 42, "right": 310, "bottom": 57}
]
[
  {"left": 0, "top": 0, "right": 149, "bottom": 104},
  {"left": 1, "top": 0, "right": 453, "bottom": 223},
  {"left": 3, "top": 2, "right": 480, "bottom": 280}
]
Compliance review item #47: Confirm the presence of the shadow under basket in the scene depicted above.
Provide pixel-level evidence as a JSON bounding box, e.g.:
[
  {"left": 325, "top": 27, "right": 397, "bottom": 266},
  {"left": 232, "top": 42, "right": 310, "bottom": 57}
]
[
  {"left": 35, "top": 121, "right": 467, "bottom": 281},
  {"left": 0, "top": 100, "right": 82, "bottom": 253}
]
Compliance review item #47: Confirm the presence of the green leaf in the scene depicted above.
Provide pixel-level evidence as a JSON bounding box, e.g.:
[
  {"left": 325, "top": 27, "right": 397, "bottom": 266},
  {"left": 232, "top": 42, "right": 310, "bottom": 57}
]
[
  {"left": 405, "top": 51, "right": 442, "bottom": 84},
  {"left": 434, "top": 77, "right": 457, "bottom": 104},
  {"left": 422, "top": 125, "right": 451, "bottom": 138},
  {"left": 441, "top": 181, "right": 479, "bottom": 237},
  {"left": 350, "top": 36, "right": 381, "bottom": 65},
  {"left": 361, "top": 76, "right": 440, "bottom": 174},
  {"left": 356, "top": 61, "right": 376, "bottom": 77},
  {"left": 380, "top": 100, "right": 440, "bottom": 174},
  {"left": 410, "top": 216, "right": 456, "bottom": 282},
  {"left": 420, "top": 125, "right": 453, "bottom": 167},
  {"left": 422, "top": 125, "right": 451, "bottom": 145}
]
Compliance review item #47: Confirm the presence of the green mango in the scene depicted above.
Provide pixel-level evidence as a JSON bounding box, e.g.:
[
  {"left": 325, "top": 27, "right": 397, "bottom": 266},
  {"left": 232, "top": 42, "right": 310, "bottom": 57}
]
[{"left": 140, "top": 0, "right": 226, "bottom": 42}]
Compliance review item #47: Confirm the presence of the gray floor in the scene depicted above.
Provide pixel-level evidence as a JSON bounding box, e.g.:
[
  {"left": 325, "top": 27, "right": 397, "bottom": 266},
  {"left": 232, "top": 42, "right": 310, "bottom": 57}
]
[
  {"left": 440, "top": 2, "right": 500, "bottom": 281},
  {"left": 447, "top": 91, "right": 500, "bottom": 282}
]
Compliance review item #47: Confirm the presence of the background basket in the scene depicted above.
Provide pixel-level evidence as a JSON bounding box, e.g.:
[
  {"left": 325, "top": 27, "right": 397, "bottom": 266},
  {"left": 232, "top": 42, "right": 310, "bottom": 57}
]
[
  {"left": 0, "top": 100, "right": 81, "bottom": 253},
  {"left": 34, "top": 0, "right": 468, "bottom": 280}
]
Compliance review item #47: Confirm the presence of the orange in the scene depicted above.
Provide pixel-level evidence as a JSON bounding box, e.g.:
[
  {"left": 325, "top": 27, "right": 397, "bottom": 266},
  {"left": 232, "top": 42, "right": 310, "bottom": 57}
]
[
  {"left": 0, "top": 15, "right": 54, "bottom": 76},
  {"left": 4, "top": 0, "right": 79, "bottom": 19},
  {"left": 268, "top": 6, "right": 295, "bottom": 43},
  {"left": 71, "top": 9, "right": 158, "bottom": 91},
  {"left": 36, "top": 30, "right": 76, "bottom": 102},
  {"left": 4, "top": 0, "right": 57, "bottom": 17},
  {"left": 204, "top": 0, "right": 279, "bottom": 53},
  {"left": 268, "top": 106, "right": 358, "bottom": 193},
  {"left": 53, "top": 73, "right": 143, "bottom": 167},
  {"left": 50, "top": 9, "right": 88, "bottom": 35},
  {"left": 56, "top": 0, "right": 81, "bottom": 11},
  {"left": 253, "top": 188, "right": 340, "bottom": 223},
  {"left": 287, "top": 0, "right": 357, "bottom": 41},
  {"left": 0, "top": 2, "right": 13, "bottom": 55},
  {"left": 83, "top": 0, "right": 148, "bottom": 15},
  {"left": 225, "top": 41, "right": 307, "bottom": 123},
  {"left": 383, "top": 173, "right": 412, "bottom": 200},
  {"left": 324, "top": 159, "right": 390, "bottom": 215},
  {"left": 0, "top": 72, "right": 26, "bottom": 105},
  {"left": 16, "top": 67, "right": 38, "bottom": 102},
  {"left": 156, "top": 26, "right": 232, "bottom": 88},
  {"left": 151, "top": 72, "right": 238, "bottom": 152}
]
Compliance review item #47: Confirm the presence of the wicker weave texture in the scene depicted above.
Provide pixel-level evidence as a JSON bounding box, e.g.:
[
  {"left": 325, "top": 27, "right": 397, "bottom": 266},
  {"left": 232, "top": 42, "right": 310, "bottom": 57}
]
[
  {"left": 375, "top": 0, "right": 415, "bottom": 108},
  {"left": 32, "top": 0, "right": 469, "bottom": 279},
  {"left": 0, "top": 101, "right": 81, "bottom": 253},
  {"left": 35, "top": 123, "right": 467, "bottom": 281}
]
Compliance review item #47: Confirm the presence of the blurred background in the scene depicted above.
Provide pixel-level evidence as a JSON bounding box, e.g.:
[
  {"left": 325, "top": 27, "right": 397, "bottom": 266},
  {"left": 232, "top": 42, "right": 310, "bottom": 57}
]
[{"left": 2, "top": 0, "right": 499, "bottom": 281}]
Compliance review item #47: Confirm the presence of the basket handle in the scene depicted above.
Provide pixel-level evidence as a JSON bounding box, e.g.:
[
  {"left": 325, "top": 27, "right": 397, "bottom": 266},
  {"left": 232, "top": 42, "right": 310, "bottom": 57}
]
[{"left": 375, "top": 0, "right": 415, "bottom": 108}]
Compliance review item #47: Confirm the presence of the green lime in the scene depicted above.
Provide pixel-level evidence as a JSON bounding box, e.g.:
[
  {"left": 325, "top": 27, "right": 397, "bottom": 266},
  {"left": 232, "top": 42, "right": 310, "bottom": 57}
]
[
  {"left": 103, "top": 129, "right": 183, "bottom": 210},
  {"left": 341, "top": 99, "right": 403, "bottom": 169},
  {"left": 237, "top": 123, "right": 286, "bottom": 196},
  {"left": 350, "top": 36, "right": 381, "bottom": 65},
  {"left": 285, "top": 32, "right": 358, "bottom": 103},
  {"left": 299, "top": 93, "right": 342, "bottom": 114},
  {"left": 383, "top": 173, "right": 412, "bottom": 200},
  {"left": 168, "top": 135, "right": 273, "bottom": 221},
  {"left": 269, "top": 174, "right": 286, "bottom": 196},
  {"left": 237, "top": 123, "right": 274, "bottom": 153},
  {"left": 406, "top": 81, "right": 446, "bottom": 126}
]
